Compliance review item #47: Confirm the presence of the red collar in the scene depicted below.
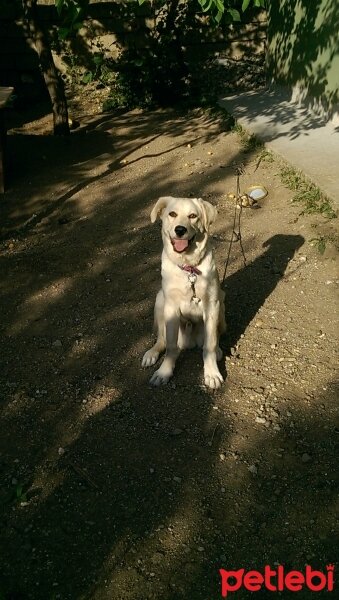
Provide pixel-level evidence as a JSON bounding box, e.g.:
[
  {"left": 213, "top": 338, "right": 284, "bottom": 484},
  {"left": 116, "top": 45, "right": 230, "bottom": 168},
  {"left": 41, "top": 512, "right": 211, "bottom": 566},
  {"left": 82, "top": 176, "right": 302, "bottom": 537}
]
[{"left": 180, "top": 264, "right": 201, "bottom": 276}]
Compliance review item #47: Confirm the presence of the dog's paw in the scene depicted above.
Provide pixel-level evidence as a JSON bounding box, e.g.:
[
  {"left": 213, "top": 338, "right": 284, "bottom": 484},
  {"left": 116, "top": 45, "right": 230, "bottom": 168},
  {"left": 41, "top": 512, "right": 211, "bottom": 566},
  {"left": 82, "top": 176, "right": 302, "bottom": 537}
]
[
  {"left": 149, "top": 368, "right": 172, "bottom": 386},
  {"left": 142, "top": 349, "right": 160, "bottom": 368},
  {"left": 204, "top": 370, "right": 223, "bottom": 390}
]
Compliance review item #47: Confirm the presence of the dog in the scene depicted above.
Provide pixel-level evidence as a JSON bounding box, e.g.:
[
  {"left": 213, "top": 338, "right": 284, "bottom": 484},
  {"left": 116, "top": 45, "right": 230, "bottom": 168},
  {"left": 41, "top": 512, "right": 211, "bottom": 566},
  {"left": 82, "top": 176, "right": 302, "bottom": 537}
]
[{"left": 142, "top": 196, "right": 226, "bottom": 389}]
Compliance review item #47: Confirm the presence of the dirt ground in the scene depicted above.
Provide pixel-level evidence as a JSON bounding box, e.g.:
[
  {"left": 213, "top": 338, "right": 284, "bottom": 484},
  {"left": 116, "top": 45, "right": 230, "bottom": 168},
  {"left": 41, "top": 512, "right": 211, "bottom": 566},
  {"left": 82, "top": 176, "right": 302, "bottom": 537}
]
[{"left": 0, "top": 103, "right": 338, "bottom": 600}]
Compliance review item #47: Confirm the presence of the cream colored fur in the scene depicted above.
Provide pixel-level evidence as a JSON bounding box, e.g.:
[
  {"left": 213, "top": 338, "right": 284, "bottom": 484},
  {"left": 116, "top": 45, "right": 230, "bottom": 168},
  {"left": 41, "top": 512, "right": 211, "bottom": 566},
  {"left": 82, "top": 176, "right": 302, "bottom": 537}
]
[{"left": 142, "top": 196, "right": 226, "bottom": 389}]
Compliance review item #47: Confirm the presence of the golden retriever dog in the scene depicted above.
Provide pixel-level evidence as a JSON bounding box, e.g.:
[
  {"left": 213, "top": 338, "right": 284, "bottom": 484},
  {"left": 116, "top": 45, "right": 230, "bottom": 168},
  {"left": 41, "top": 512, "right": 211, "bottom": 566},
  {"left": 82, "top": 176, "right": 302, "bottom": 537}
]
[{"left": 142, "top": 196, "right": 226, "bottom": 389}]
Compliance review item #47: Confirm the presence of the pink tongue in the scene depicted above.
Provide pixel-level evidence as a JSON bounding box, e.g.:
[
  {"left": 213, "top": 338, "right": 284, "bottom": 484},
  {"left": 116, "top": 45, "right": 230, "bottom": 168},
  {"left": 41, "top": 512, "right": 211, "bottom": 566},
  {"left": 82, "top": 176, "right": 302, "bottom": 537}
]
[{"left": 173, "top": 238, "right": 189, "bottom": 252}]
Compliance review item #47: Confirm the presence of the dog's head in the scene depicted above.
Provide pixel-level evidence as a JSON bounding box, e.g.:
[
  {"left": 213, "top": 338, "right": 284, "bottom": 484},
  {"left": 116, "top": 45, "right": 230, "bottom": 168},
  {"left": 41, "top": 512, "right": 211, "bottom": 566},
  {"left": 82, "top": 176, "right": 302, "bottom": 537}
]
[{"left": 150, "top": 196, "right": 217, "bottom": 262}]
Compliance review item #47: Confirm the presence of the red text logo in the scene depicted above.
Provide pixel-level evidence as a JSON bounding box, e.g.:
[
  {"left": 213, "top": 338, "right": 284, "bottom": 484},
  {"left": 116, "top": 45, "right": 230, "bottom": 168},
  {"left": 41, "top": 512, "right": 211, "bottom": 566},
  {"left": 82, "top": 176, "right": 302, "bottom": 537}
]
[{"left": 219, "top": 565, "right": 334, "bottom": 596}]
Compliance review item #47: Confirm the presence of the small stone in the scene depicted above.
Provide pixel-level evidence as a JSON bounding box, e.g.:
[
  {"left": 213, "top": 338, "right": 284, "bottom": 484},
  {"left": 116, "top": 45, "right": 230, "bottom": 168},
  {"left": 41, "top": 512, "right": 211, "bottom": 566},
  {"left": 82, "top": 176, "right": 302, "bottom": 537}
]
[
  {"left": 171, "top": 428, "right": 183, "bottom": 436},
  {"left": 248, "top": 464, "right": 258, "bottom": 475},
  {"left": 11, "top": 478, "right": 18, "bottom": 485},
  {"left": 198, "top": 546, "right": 205, "bottom": 552},
  {"left": 58, "top": 447, "right": 65, "bottom": 456},
  {"left": 219, "top": 453, "right": 225, "bottom": 461},
  {"left": 299, "top": 256, "right": 307, "bottom": 262},
  {"left": 255, "top": 319, "right": 263, "bottom": 328},
  {"left": 301, "top": 453, "right": 311, "bottom": 463},
  {"left": 187, "top": 143, "right": 192, "bottom": 148},
  {"left": 52, "top": 339, "right": 62, "bottom": 348},
  {"left": 151, "top": 552, "right": 164, "bottom": 564},
  {"left": 255, "top": 416, "right": 267, "bottom": 424},
  {"left": 173, "top": 476, "right": 182, "bottom": 483}
]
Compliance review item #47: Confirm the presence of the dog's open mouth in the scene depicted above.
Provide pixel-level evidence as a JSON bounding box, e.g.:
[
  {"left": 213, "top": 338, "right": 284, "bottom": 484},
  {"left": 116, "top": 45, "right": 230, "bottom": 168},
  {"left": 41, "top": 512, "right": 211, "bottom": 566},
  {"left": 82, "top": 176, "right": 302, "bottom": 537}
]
[{"left": 171, "top": 236, "right": 195, "bottom": 253}]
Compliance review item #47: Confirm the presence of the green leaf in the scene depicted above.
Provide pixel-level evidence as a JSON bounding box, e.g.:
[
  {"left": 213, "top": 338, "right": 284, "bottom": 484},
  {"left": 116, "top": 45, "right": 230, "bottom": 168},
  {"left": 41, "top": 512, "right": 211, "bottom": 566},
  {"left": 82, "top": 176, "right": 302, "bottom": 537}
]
[
  {"left": 58, "top": 27, "right": 70, "bottom": 40},
  {"left": 93, "top": 54, "right": 104, "bottom": 66},
  {"left": 242, "top": 0, "right": 251, "bottom": 11},
  {"left": 215, "top": 0, "right": 225, "bottom": 13},
  {"left": 198, "top": 0, "right": 213, "bottom": 12},
  {"left": 56, "top": 0, "right": 65, "bottom": 16},
  {"left": 227, "top": 8, "right": 241, "bottom": 21},
  {"left": 82, "top": 71, "right": 93, "bottom": 84},
  {"left": 318, "top": 238, "right": 326, "bottom": 254}
]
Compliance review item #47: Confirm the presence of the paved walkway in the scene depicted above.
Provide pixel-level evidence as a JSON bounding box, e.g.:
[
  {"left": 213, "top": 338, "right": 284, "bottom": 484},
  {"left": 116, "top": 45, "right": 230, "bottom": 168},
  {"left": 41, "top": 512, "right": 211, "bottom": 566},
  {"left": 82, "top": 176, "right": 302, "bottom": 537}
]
[{"left": 219, "top": 86, "right": 339, "bottom": 204}]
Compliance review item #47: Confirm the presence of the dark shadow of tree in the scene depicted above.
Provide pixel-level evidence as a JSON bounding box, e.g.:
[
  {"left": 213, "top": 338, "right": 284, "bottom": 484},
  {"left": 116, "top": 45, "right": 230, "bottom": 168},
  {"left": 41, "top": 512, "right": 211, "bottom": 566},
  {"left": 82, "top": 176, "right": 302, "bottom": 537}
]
[
  {"left": 0, "top": 108, "right": 336, "bottom": 600},
  {"left": 3, "top": 107, "right": 233, "bottom": 233}
]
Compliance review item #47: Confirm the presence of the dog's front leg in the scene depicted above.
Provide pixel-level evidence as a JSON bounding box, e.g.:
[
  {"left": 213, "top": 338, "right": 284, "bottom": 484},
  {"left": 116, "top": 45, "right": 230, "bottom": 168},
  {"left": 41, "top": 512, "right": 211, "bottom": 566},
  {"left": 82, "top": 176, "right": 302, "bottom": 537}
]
[
  {"left": 150, "top": 303, "right": 180, "bottom": 386},
  {"left": 203, "top": 301, "right": 224, "bottom": 389}
]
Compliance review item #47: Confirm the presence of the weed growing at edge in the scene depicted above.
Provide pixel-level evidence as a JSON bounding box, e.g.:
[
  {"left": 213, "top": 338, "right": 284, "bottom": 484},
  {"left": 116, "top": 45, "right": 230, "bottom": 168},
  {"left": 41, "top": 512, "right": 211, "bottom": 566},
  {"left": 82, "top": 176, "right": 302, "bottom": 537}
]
[
  {"left": 232, "top": 122, "right": 263, "bottom": 153},
  {"left": 280, "top": 166, "right": 337, "bottom": 220}
]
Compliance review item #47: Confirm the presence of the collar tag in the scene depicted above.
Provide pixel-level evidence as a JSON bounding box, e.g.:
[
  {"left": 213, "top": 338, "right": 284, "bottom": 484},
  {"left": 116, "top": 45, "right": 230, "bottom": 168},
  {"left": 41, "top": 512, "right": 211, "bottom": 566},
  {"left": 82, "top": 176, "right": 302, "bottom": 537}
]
[{"left": 179, "top": 265, "right": 202, "bottom": 303}]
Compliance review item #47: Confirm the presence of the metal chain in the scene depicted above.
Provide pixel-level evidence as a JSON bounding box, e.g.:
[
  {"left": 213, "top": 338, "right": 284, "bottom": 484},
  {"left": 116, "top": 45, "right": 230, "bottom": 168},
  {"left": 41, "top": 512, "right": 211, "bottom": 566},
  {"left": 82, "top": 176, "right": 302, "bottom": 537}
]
[{"left": 221, "top": 165, "right": 247, "bottom": 285}]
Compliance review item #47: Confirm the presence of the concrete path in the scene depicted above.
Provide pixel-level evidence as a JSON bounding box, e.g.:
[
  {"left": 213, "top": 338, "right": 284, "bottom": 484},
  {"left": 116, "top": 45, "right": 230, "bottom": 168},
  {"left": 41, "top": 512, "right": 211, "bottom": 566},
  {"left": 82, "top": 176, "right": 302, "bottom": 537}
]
[{"left": 219, "top": 87, "right": 339, "bottom": 203}]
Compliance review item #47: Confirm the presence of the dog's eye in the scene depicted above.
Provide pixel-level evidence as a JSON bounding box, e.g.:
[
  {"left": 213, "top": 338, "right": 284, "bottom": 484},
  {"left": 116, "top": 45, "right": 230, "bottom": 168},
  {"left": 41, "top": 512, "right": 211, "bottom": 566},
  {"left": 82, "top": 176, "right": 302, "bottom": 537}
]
[
  {"left": 189, "top": 213, "right": 197, "bottom": 219},
  {"left": 169, "top": 211, "right": 177, "bottom": 218}
]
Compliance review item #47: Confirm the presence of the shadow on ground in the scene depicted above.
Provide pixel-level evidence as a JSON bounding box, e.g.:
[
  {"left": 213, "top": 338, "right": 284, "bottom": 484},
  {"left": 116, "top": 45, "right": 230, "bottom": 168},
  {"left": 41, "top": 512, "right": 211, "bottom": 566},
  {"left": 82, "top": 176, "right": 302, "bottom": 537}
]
[{"left": 0, "top": 108, "right": 336, "bottom": 599}]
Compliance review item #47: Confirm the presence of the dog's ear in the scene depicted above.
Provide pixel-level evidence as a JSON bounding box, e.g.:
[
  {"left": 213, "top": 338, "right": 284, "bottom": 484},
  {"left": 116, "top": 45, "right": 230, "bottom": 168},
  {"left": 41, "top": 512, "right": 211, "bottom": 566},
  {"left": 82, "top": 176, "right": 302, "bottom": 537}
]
[
  {"left": 150, "top": 197, "right": 172, "bottom": 223},
  {"left": 199, "top": 199, "right": 217, "bottom": 231}
]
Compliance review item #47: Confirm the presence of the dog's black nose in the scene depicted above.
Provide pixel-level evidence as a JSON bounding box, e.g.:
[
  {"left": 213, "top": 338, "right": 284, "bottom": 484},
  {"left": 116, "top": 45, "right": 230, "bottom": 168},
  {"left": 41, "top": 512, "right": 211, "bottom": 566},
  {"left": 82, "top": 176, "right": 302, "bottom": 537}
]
[{"left": 174, "top": 225, "right": 187, "bottom": 237}]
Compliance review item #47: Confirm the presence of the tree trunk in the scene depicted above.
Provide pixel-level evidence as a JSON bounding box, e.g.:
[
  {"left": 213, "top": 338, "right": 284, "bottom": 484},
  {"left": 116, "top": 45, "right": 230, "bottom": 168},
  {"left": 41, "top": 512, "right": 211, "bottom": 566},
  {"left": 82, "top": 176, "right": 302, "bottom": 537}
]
[{"left": 22, "top": 0, "right": 70, "bottom": 136}]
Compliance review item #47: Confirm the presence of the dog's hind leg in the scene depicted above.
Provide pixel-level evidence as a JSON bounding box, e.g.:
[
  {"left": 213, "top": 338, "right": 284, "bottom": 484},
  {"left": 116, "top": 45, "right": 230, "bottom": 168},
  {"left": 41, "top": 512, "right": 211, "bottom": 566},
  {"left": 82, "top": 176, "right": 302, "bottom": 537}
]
[
  {"left": 142, "top": 290, "right": 166, "bottom": 367},
  {"left": 218, "top": 289, "right": 227, "bottom": 335},
  {"left": 178, "top": 321, "right": 194, "bottom": 349},
  {"left": 216, "top": 346, "right": 223, "bottom": 361}
]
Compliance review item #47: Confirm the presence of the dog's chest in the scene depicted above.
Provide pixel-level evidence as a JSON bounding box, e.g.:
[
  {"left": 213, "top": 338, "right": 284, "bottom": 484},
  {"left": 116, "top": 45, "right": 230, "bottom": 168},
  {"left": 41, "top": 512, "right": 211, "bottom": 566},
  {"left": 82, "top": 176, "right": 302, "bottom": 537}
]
[
  {"left": 167, "top": 271, "right": 207, "bottom": 320},
  {"left": 179, "top": 296, "right": 203, "bottom": 322}
]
